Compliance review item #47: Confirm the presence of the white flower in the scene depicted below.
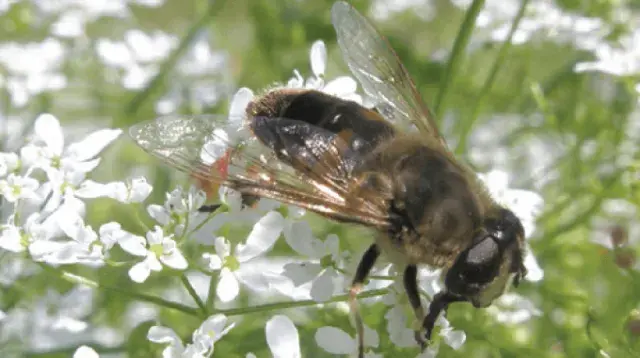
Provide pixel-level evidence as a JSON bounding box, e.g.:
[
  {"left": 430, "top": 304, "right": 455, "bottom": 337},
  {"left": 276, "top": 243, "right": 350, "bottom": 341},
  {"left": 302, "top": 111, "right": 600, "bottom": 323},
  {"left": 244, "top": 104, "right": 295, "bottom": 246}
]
[
  {"left": 479, "top": 169, "right": 544, "bottom": 282},
  {"left": 148, "top": 314, "right": 235, "bottom": 357},
  {"left": 73, "top": 346, "right": 99, "bottom": 358},
  {"left": 381, "top": 272, "right": 465, "bottom": 352},
  {"left": 265, "top": 315, "right": 301, "bottom": 358},
  {"left": 282, "top": 225, "right": 349, "bottom": 302},
  {"left": 486, "top": 292, "right": 542, "bottom": 324},
  {"left": 0, "top": 213, "right": 58, "bottom": 259},
  {"left": 147, "top": 186, "right": 206, "bottom": 236},
  {"left": 203, "top": 211, "right": 284, "bottom": 302},
  {"left": 315, "top": 325, "right": 380, "bottom": 357},
  {"left": 0, "top": 173, "right": 39, "bottom": 202},
  {"left": 286, "top": 40, "right": 362, "bottom": 103},
  {"left": 19, "top": 113, "right": 122, "bottom": 215},
  {"left": 0, "top": 152, "right": 19, "bottom": 177},
  {"left": 120, "top": 226, "right": 188, "bottom": 283}
]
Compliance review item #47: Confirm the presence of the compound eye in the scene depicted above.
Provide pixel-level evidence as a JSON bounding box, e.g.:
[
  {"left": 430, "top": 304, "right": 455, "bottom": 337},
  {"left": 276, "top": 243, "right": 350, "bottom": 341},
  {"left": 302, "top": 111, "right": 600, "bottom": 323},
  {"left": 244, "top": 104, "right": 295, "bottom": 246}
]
[
  {"left": 466, "top": 237, "right": 499, "bottom": 266},
  {"left": 461, "top": 237, "right": 501, "bottom": 283}
]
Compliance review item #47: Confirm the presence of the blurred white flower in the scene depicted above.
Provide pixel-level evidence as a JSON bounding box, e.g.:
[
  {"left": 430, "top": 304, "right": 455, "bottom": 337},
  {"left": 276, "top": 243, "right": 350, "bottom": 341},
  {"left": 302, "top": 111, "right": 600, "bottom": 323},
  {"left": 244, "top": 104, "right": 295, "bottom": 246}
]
[
  {"left": 0, "top": 285, "right": 94, "bottom": 351},
  {"left": 120, "top": 226, "right": 188, "bottom": 283},
  {"left": 95, "top": 30, "right": 178, "bottom": 90},
  {"left": 454, "top": 0, "right": 608, "bottom": 51},
  {"left": 486, "top": 292, "right": 542, "bottom": 324},
  {"left": 148, "top": 314, "right": 235, "bottom": 357},
  {"left": 575, "top": 28, "right": 640, "bottom": 77},
  {"left": 0, "top": 152, "right": 19, "bottom": 177},
  {"left": 287, "top": 40, "right": 363, "bottom": 103},
  {"left": 282, "top": 228, "right": 349, "bottom": 302},
  {"left": 203, "top": 211, "right": 284, "bottom": 302},
  {"left": 73, "top": 345, "right": 99, "bottom": 358},
  {"left": 0, "top": 38, "right": 67, "bottom": 106},
  {"left": 315, "top": 325, "right": 380, "bottom": 357},
  {"left": 371, "top": 0, "right": 435, "bottom": 21},
  {"left": 265, "top": 315, "right": 301, "bottom": 358}
]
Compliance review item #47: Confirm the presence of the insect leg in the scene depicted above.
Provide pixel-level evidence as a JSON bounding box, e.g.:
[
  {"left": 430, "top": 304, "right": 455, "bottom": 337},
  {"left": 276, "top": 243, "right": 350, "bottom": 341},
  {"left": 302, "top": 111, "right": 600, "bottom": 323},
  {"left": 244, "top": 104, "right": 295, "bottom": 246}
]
[
  {"left": 422, "top": 291, "right": 466, "bottom": 343},
  {"left": 349, "top": 244, "right": 380, "bottom": 358},
  {"left": 197, "top": 204, "right": 221, "bottom": 213},
  {"left": 402, "top": 265, "right": 427, "bottom": 348}
]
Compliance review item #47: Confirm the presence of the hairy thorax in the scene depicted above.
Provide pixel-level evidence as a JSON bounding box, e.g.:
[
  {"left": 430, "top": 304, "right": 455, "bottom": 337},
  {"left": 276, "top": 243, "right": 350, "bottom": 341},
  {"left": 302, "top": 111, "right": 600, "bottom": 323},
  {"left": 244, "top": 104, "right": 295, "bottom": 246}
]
[{"left": 356, "top": 134, "right": 489, "bottom": 268}]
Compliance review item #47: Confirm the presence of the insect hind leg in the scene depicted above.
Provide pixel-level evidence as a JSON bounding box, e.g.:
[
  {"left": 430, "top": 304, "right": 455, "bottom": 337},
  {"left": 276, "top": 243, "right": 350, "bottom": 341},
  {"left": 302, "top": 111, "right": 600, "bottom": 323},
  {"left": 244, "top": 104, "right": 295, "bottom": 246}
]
[
  {"left": 402, "top": 265, "right": 427, "bottom": 348},
  {"left": 350, "top": 244, "right": 380, "bottom": 358}
]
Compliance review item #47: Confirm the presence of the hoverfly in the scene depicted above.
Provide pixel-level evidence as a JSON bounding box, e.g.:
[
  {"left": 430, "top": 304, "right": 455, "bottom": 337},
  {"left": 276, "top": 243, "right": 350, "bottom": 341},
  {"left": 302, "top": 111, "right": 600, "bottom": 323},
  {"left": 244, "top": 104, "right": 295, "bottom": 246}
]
[{"left": 130, "top": 1, "right": 528, "bottom": 356}]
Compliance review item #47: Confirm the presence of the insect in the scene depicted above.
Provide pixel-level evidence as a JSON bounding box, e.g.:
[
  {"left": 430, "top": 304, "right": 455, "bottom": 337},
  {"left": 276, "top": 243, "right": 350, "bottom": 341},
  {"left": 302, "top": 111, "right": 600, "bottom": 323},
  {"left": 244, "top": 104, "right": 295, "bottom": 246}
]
[{"left": 130, "top": 1, "right": 528, "bottom": 356}]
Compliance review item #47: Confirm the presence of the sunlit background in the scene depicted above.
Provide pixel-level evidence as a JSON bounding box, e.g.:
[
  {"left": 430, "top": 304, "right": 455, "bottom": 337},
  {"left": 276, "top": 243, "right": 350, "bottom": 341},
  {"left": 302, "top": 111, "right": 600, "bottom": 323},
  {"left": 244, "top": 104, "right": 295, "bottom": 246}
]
[{"left": 0, "top": 0, "right": 639, "bottom": 357}]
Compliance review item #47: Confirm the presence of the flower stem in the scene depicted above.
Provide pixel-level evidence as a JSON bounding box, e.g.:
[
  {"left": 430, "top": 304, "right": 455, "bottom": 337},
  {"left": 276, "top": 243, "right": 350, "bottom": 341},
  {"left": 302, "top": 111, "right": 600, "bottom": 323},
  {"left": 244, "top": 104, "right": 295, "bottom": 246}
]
[
  {"left": 205, "top": 271, "right": 219, "bottom": 309},
  {"left": 434, "top": 0, "right": 485, "bottom": 119},
  {"left": 180, "top": 273, "right": 208, "bottom": 315},
  {"left": 38, "top": 263, "right": 200, "bottom": 317},
  {"left": 214, "top": 288, "right": 388, "bottom": 317},
  {"left": 455, "top": 0, "right": 531, "bottom": 155}
]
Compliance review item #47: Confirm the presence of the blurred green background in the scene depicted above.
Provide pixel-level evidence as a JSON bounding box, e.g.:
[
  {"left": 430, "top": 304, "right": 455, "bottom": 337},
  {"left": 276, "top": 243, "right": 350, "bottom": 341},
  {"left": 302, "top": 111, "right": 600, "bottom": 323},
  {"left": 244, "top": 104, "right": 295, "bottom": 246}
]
[{"left": 1, "top": 0, "right": 639, "bottom": 357}]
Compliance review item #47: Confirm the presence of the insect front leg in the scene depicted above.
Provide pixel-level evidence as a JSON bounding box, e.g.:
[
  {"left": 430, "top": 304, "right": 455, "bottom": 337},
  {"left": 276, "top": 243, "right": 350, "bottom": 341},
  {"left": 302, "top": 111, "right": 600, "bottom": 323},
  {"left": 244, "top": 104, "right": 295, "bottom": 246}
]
[
  {"left": 421, "top": 291, "right": 466, "bottom": 343},
  {"left": 349, "top": 244, "right": 380, "bottom": 358},
  {"left": 197, "top": 204, "right": 221, "bottom": 213},
  {"left": 402, "top": 265, "right": 427, "bottom": 348}
]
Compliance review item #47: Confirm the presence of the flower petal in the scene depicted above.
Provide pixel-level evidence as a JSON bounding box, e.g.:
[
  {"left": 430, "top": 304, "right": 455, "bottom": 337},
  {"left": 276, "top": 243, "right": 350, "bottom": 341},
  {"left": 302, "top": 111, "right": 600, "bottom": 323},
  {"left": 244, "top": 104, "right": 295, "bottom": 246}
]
[
  {"left": 523, "top": 247, "right": 544, "bottom": 282},
  {"left": 66, "top": 128, "right": 123, "bottom": 161},
  {"left": 323, "top": 76, "right": 357, "bottom": 96},
  {"left": 442, "top": 329, "right": 466, "bottom": 350},
  {"left": 229, "top": 87, "right": 254, "bottom": 121},
  {"left": 118, "top": 234, "right": 148, "bottom": 256},
  {"left": 34, "top": 113, "right": 64, "bottom": 155},
  {"left": 315, "top": 326, "right": 355, "bottom": 354},
  {"left": 161, "top": 249, "right": 188, "bottom": 270},
  {"left": 236, "top": 211, "right": 284, "bottom": 262},
  {"left": 204, "top": 253, "right": 222, "bottom": 270},
  {"left": 148, "top": 326, "right": 180, "bottom": 344},
  {"left": 214, "top": 236, "right": 231, "bottom": 258},
  {"left": 282, "top": 262, "right": 322, "bottom": 286},
  {"left": 73, "top": 346, "right": 99, "bottom": 358},
  {"left": 310, "top": 268, "right": 336, "bottom": 302},
  {"left": 217, "top": 268, "right": 239, "bottom": 302},
  {"left": 266, "top": 315, "right": 301, "bottom": 358},
  {"left": 310, "top": 40, "right": 327, "bottom": 77},
  {"left": 283, "top": 221, "right": 317, "bottom": 257},
  {"left": 129, "top": 261, "right": 152, "bottom": 283}
]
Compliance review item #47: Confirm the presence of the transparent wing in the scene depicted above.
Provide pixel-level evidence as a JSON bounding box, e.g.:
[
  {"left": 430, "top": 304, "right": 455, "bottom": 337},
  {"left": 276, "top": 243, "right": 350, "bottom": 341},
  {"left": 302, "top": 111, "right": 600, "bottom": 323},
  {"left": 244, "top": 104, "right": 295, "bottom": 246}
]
[
  {"left": 331, "top": 1, "right": 448, "bottom": 149},
  {"left": 129, "top": 115, "right": 390, "bottom": 228}
]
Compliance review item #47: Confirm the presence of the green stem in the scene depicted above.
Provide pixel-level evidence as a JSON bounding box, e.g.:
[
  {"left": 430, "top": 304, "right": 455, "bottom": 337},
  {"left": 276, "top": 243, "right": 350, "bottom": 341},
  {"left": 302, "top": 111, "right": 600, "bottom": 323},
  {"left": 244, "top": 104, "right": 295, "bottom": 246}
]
[
  {"left": 205, "top": 271, "right": 219, "bottom": 310},
  {"left": 188, "top": 209, "right": 220, "bottom": 237},
  {"left": 38, "top": 264, "right": 200, "bottom": 317},
  {"left": 214, "top": 288, "right": 388, "bottom": 317},
  {"left": 455, "top": 0, "right": 531, "bottom": 155},
  {"left": 122, "top": 0, "right": 224, "bottom": 118},
  {"left": 434, "top": 0, "right": 485, "bottom": 119},
  {"left": 181, "top": 273, "right": 208, "bottom": 315}
]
